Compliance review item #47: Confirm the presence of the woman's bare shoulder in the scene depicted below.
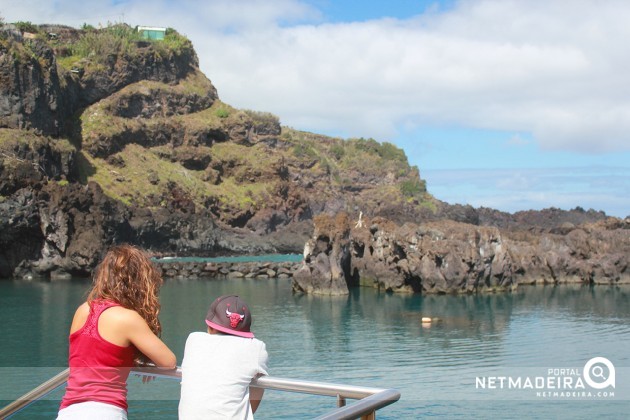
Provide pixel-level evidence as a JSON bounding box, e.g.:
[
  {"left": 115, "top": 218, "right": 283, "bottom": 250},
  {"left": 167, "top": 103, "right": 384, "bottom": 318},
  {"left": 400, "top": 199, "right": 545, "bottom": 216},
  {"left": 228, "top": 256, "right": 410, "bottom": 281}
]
[
  {"left": 103, "top": 305, "right": 145, "bottom": 324},
  {"left": 76, "top": 302, "right": 90, "bottom": 314},
  {"left": 69, "top": 302, "right": 91, "bottom": 333}
]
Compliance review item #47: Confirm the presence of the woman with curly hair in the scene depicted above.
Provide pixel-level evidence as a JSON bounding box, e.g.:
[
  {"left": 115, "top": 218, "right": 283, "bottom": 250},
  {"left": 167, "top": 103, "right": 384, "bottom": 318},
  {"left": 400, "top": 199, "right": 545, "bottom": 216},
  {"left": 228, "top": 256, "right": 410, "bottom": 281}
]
[{"left": 57, "top": 244, "right": 176, "bottom": 420}]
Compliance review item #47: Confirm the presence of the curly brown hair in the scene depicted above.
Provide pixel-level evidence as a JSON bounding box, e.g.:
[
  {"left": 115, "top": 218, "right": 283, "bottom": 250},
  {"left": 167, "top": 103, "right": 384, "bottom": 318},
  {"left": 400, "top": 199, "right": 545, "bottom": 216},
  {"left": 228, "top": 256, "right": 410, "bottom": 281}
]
[{"left": 88, "top": 244, "right": 163, "bottom": 337}]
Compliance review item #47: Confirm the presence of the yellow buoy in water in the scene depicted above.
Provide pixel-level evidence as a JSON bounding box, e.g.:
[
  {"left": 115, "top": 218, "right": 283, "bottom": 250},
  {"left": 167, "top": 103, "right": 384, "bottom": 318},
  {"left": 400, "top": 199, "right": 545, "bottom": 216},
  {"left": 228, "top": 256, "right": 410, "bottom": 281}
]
[{"left": 421, "top": 317, "right": 432, "bottom": 323}]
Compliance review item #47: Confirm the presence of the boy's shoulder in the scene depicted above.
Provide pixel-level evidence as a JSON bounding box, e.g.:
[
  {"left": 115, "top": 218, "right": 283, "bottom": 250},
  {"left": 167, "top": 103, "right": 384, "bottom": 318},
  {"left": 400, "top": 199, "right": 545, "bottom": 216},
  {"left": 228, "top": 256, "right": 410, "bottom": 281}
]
[
  {"left": 186, "top": 331, "right": 266, "bottom": 347},
  {"left": 185, "top": 331, "right": 212, "bottom": 344}
]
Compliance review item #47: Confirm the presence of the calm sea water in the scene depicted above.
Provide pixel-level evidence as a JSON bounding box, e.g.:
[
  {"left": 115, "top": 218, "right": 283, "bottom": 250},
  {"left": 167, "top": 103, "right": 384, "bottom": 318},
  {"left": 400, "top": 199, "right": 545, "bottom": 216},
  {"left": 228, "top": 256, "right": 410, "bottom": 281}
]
[
  {"left": 152, "top": 253, "right": 304, "bottom": 264},
  {"left": 1, "top": 277, "right": 629, "bottom": 419}
]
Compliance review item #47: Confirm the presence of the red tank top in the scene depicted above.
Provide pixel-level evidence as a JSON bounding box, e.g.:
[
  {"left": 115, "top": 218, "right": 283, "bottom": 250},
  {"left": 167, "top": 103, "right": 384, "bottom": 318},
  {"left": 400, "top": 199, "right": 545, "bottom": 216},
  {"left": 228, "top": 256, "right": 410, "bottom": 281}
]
[{"left": 59, "top": 299, "right": 137, "bottom": 411}]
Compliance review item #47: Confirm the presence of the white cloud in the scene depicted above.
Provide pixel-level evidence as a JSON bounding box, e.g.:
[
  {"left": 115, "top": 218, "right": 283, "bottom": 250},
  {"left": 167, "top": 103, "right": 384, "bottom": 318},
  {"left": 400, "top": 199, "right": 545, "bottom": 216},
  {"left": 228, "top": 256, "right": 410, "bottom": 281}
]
[
  {"left": 187, "top": 0, "right": 630, "bottom": 153},
  {"left": 5, "top": 0, "right": 630, "bottom": 152}
]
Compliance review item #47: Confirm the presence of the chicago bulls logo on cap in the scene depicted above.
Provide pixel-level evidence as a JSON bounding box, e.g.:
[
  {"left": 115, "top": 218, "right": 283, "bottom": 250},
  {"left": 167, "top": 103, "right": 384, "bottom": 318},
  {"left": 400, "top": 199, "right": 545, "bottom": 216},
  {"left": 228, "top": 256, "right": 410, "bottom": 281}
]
[
  {"left": 225, "top": 304, "right": 245, "bottom": 327},
  {"left": 205, "top": 295, "right": 254, "bottom": 338}
]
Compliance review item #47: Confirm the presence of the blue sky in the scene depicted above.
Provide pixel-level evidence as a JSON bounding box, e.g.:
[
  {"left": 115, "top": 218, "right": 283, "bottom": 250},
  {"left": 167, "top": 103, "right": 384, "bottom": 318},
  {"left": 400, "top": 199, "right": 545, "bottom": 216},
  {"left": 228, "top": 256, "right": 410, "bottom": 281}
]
[
  {"left": 302, "top": 0, "right": 457, "bottom": 22},
  {"left": 3, "top": 0, "right": 629, "bottom": 218}
]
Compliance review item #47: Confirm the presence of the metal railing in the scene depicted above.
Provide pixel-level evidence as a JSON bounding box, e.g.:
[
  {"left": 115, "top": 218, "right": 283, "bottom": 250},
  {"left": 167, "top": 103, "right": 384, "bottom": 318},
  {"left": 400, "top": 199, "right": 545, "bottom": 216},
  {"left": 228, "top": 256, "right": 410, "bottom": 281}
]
[
  {"left": 1, "top": 366, "right": 400, "bottom": 419},
  {"left": 0, "top": 368, "right": 70, "bottom": 419}
]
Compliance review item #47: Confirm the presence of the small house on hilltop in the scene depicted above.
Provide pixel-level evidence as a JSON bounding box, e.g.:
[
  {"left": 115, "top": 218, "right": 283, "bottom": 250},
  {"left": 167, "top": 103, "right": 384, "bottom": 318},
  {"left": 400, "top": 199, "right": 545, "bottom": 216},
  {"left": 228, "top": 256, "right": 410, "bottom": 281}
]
[{"left": 137, "top": 26, "right": 166, "bottom": 40}]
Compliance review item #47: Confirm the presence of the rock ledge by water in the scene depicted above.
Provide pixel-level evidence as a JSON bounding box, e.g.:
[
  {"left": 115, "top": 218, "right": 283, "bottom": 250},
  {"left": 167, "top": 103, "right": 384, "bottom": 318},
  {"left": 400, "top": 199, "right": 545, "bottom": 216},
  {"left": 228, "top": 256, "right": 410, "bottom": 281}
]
[{"left": 292, "top": 213, "right": 630, "bottom": 295}]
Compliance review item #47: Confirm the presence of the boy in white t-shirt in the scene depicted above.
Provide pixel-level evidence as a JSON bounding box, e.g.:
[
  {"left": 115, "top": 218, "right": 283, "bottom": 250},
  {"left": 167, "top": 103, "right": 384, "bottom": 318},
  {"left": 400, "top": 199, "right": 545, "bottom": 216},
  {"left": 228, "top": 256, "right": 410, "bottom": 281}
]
[{"left": 179, "top": 295, "right": 268, "bottom": 420}]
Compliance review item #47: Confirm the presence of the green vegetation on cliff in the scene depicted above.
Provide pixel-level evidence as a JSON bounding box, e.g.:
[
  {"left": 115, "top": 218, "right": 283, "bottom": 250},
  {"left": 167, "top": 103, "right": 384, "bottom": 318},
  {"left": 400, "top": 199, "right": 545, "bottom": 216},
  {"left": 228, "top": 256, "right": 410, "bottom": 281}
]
[
  {"left": 55, "top": 24, "right": 192, "bottom": 72},
  {"left": 0, "top": 128, "right": 77, "bottom": 196},
  {"left": 1, "top": 20, "right": 435, "bottom": 230},
  {"left": 282, "top": 129, "right": 428, "bottom": 202}
]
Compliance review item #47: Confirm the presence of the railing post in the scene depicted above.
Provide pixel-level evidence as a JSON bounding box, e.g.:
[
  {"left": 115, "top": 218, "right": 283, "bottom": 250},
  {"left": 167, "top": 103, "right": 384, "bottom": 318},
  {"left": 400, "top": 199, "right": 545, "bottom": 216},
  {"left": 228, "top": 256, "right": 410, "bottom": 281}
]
[
  {"left": 337, "top": 394, "right": 346, "bottom": 407},
  {"left": 361, "top": 411, "right": 376, "bottom": 420}
]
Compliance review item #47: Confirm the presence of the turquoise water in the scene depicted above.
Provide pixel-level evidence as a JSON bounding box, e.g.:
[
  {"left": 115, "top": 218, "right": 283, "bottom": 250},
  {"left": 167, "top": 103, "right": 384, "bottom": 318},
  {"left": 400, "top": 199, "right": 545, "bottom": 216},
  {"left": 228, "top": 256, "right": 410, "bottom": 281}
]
[
  {"left": 1, "top": 278, "right": 629, "bottom": 419},
  {"left": 152, "top": 253, "right": 304, "bottom": 264}
]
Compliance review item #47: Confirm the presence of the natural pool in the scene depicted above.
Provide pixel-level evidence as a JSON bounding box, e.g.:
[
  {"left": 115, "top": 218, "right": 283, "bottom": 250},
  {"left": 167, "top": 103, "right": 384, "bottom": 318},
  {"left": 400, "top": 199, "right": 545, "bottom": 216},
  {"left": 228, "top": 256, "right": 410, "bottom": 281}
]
[{"left": 1, "top": 277, "right": 628, "bottom": 419}]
